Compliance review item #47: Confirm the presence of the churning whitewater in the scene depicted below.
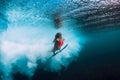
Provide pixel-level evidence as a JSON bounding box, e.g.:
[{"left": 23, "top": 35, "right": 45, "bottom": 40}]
[{"left": 0, "top": 0, "right": 86, "bottom": 80}]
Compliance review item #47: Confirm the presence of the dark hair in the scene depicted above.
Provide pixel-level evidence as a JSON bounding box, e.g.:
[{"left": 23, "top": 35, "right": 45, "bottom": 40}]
[{"left": 53, "top": 32, "right": 62, "bottom": 42}]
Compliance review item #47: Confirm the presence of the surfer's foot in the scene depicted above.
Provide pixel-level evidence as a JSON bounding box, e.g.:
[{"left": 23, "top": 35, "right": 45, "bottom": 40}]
[{"left": 53, "top": 52, "right": 56, "bottom": 55}]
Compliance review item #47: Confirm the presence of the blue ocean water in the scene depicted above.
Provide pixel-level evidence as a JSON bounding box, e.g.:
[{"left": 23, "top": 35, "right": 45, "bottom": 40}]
[
  {"left": 0, "top": 0, "right": 86, "bottom": 80},
  {"left": 0, "top": 0, "right": 120, "bottom": 80}
]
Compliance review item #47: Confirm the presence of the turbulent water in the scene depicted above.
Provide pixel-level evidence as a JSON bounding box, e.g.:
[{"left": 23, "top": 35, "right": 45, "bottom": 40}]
[
  {"left": 0, "top": 0, "right": 87, "bottom": 80},
  {"left": 0, "top": 0, "right": 120, "bottom": 80}
]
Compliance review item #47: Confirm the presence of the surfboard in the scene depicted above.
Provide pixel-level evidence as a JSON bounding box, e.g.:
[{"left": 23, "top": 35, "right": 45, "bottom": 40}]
[
  {"left": 48, "top": 44, "right": 68, "bottom": 59},
  {"left": 53, "top": 44, "right": 68, "bottom": 56}
]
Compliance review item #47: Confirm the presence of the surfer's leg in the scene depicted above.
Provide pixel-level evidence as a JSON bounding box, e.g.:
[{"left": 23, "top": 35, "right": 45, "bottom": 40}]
[
  {"left": 53, "top": 51, "right": 56, "bottom": 55},
  {"left": 52, "top": 47, "right": 57, "bottom": 55}
]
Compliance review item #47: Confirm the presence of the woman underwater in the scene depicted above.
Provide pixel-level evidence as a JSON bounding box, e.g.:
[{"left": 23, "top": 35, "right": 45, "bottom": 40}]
[{"left": 52, "top": 32, "right": 64, "bottom": 54}]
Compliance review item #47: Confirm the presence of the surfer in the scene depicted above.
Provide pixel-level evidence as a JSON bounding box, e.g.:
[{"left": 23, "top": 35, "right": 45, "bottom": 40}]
[{"left": 52, "top": 32, "right": 64, "bottom": 54}]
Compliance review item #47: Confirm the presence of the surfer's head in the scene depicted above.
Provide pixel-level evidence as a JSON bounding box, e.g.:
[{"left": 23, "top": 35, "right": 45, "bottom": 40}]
[
  {"left": 55, "top": 32, "right": 62, "bottom": 38},
  {"left": 53, "top": 32, "right": 62, "bottom": 42}
]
